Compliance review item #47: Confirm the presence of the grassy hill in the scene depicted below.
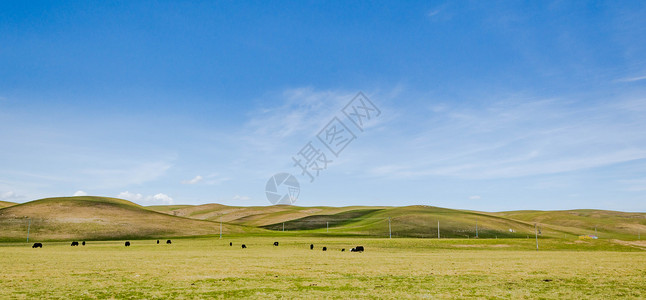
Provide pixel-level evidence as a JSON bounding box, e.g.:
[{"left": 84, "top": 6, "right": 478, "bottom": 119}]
[
  {"left": 0, "top": 201, "right": 16, "bottom": 209},
  {"left": 152, "top": 204, "right": 646, "bottom": 239},
  {"left": 0, "top": 196, "right": 260, "bottom": 242},
  {"left": 3, "top": 197, "right": 644, "bottom": 241},
  {"left": 494, "top": 209, "right": 646, "bottom": 240},
  {"left": 261, "top": 205, "right": 541, "bottom": 238},
  {"left": 149, "top": 203, "right": 389, "bottom": 227}
]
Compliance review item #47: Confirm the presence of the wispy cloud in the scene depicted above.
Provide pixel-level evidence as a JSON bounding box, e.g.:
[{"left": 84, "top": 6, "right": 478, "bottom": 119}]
[
  {"left": 427, "top": 9, "right": 441, "bottom": 17},
  {"left": 181, "top": 175, "right": 203, "bottom": 185},
  {"left": 367, "top": 96, "right": 646, "bottom": 180},
  {"left": 117, "top": 191, "right": 174, "bottom": 205},
  {"left": 615, "top": 75, "right": 646, "bottom": 82},
  {"left": 226, "top": 87, "right": 387, "bottom": 179},
  {"left": 232, "top": 195, "right": 251, "bottom": 201},
  {"left": 244, "top": 87, "right": 357, "bottom": 141},
  {"left": 73, "top": 190, "right": 87, "bottom": 196},
  {"left": 0, "top": 191, "right": 18, "bottom": 201},
  {"left": 426, "top": 3, "right": 452, "bottom": 21}
]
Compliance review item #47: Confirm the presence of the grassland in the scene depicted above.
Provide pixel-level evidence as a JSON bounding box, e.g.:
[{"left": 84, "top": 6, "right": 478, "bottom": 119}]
[
  {"left": 0, "top": 200, "right": 16, "bottom": 209},
  {"left": 1, "top": 236, "right": 645, "bottom": 299},
  {"left": 2, "top": 197, "right": 645, "bottom": 298}
]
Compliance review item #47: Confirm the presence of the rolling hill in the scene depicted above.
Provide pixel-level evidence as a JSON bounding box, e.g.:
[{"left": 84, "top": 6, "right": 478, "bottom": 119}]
[
  {"left": 260, "top": 205, "right": 541, "bottom": 238},
  {"left": 151, "top": 204, "right": 646, "bottom": 239},
  {"left": 2, "top": 196, "right": 644, "bottom": 241},
  {"left": 494, "top": 209, "right": 646, "bottom": 240},
  {"left": 0, "top": 201, "right": 16, "bottom": 209},
  {"left": 0, "top": 196, "right": 260, "bottom": 242},
  {"left": 148, "top": 203, "right": 390, "bottom": 227}
]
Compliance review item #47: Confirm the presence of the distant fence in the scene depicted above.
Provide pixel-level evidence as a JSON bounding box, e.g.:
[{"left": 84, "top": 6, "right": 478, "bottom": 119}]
[
  {"left": 261, "top": 216, "right": 538, "bottom": 239},
  {"left": 0, "top": 217, "right": 50, "bottom": 242}
]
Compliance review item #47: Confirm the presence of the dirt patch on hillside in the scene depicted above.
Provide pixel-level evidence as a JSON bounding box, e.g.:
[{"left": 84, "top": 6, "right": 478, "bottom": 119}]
[{"left": 611, "top": 239, "right": 646, "bottom": 250}]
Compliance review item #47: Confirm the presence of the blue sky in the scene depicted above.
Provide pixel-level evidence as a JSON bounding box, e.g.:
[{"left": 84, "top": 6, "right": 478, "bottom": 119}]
[{"left": 1, "top": 1, "right": 646, "bottom": 211}]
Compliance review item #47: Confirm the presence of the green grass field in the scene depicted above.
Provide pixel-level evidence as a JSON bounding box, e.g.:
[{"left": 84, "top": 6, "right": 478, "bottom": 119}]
[{"left": 1, "top": 236, "right": 645, "bottom": 299}]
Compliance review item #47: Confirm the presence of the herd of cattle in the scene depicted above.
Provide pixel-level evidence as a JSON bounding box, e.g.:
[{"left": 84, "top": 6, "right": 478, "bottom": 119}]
[{"left": 31, "top": 241, "right": 365, "bottom": 252}]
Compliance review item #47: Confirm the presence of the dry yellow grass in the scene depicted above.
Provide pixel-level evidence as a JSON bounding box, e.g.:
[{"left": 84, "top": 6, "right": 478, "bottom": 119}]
[
  {"left": 0, "top": 197, "right": 261, "bottom": 241},
  {"left": 0, "top": 200, "right": 16, "bottom": 209}
]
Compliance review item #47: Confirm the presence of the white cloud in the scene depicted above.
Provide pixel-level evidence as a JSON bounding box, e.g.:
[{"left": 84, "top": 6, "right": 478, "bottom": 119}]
[
  {"left": 426, "top": 3, "right": 452, "bottom": 21},
  {"left": 245, "top": 87, "right": 355, "bottom": 141},
  {"left": 150, "top": 193, "right": 174, "bottom": 205},
  {"left": 181, "top": 175, "right": 203, "bottom": 185},
  {"left": 232, "top": 195, "right": 250, "bottom": 201},
  {"left": 0, "top": 191, "right": 17, "bottom": 201},
  {"left": 469, "top": 195, "right": 481, "bottom": 200},
  {"left": 117, "top": 191, "right": 145, "bottom": 202},
  {"left": 229, "top": 87, "right": 393, "bottom": 180},
  {"left": 73, "top": 190, "right": 88, "bottom": 196},
  {"left": 616, "top": 75, "right": 646, "bottom": 82},
  {"left": 367, "top": 97, "right": 646, "bottom": 180},
  {"left": 117, "top": 191, "right": 174, "bottom": 205},
  {"left": 427, "top": 9, "right": 441, "bottom": 17}
]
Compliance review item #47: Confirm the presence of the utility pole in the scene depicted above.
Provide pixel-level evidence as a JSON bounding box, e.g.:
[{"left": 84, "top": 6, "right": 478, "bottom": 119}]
[
  {"left": 219, "top": 220, "right": 222, "bottom": 239},
  {"left": 27, "top": 218, "right": 31, "bottom": 243},
  {"left": 535, "top": 223, "right": 539, "bottom": 251},
  {"left": 326, "top": 221, "right": 329, "bottom": 233},
  {"left": 283, "top": 222, "right": 285, "bottom": 232},
  {"left": 475, "top": 220, "right": 478, "bottom": 238},
  {"left": 437, "top": 220, "right": 440, "bottom": 239},
  {"left": 388, "top": 217, "right": 392, "bottom": 239}
]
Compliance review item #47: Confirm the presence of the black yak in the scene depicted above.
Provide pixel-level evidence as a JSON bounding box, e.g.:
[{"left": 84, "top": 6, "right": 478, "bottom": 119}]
[
  {"left": 82, "top": 241, "right": 86, "bottom": 246},
  {"left": 32, "top": 243, "right": 42, "bottom": 248},
  {"left": 241, "top": 244, "right": 247, "bottom": 249},
  {"left": 350, "top": 246, "right": 364, "bottom": 252},
  {"left": 310, "top": 244, "right": 314, "bottom": 250},
  {"left": 157, "top": 240, "right": 160, "bottom": 244},
  {"left": 341, "top": 248, "right": 345, "bottom": 252},
  {"left": 229, "top": 242, "right": 232, "bottom": 246},
  {"left": 125, "top": 241, "right": 131, "bottom": 247},
  {"left": 322, "top": 247, "right": 327, "bottom": 251},
  {"left": 71, "top": 241, "right": 79, "bottom": 246},
  {"left": 273, "top": 242, "right": 279, "bottom": 246},
  {"left": 166, "top": 240, "right": 172, "bottom": 244}
]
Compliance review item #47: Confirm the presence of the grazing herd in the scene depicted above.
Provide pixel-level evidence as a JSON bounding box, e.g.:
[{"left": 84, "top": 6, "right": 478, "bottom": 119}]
[
  {"left": 236, "top": 242, "right": 363, "bottom": 252},
  {"left": 31, "top": 240, "right": 365, "bottom": 253}
]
